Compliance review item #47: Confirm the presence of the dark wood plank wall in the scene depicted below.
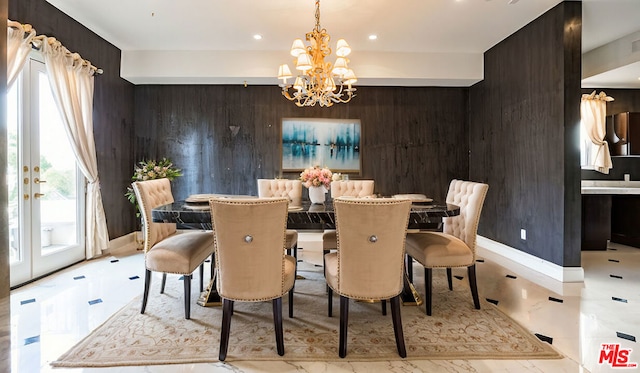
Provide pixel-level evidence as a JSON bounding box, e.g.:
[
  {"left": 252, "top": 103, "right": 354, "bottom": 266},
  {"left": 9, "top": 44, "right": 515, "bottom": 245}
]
[
  {"left": 561, "top": 3, "right": 582, "bottom": 266},
  {"left": 469, "top": 2, "right": 582, "bottom": 267},
  {"left": 133, "top": 85, "right": 469, "bottom": 203},
  {"left": 10, "top": 0, "right": 136, "bottom": 238},
  {"left": 581, "top": 88, "right": 640, "bottom": 181}
]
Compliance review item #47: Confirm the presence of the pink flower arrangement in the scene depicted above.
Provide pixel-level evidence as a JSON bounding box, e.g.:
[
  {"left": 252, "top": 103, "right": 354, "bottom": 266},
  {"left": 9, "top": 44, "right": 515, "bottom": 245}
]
[{"left": 300, "top": 166, "right": 333, "bottom": 189}]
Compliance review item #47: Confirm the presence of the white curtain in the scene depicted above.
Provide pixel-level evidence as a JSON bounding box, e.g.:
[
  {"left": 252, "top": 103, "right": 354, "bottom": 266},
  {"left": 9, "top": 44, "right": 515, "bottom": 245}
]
[
  {"left": 41, "top": 37, "right": 109, "bottom": 259},
  {"left": 580, "top": 91, "right": 614, "bottom": 174},
  {"left": 7, "top": 20, "right": 36, "bottom": 87}
]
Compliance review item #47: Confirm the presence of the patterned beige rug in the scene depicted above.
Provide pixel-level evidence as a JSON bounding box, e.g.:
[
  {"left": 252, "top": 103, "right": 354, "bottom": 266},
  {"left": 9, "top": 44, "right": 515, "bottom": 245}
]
[{"left": 51, "top": 265, "right": 561, "bottom": 367}]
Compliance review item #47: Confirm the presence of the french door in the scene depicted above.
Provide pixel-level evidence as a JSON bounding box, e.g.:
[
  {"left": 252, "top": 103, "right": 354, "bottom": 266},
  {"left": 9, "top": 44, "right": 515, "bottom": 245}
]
[{"left": 8, "top": 57, "right": 85, "bottom": 287}]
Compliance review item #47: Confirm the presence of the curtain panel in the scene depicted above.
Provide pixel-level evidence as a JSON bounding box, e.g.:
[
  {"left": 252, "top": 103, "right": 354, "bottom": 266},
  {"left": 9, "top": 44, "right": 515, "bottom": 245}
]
[
  {"left": 7, "top": 20, "right": 35, "bottom": 87},
  {"left": 41, "top": 37, "right": 109, "bottom": 259},
  {"left": 580, "top": 91, "right": 614, "bottom": 174}
]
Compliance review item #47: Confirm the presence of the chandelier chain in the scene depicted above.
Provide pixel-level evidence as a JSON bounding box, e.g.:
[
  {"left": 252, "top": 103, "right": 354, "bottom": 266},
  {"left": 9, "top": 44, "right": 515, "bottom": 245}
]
[{"left": 315, "top": 0, "right": 321, "bottom": 32}]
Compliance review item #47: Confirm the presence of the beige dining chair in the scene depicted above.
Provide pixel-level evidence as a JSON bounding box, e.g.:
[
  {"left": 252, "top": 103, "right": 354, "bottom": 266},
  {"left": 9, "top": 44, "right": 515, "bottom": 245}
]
[
  {"left": 405, "top": 179, "right": 489, "bottom": 316},
  {"left": 324, "top": 197, "right": 411, "bottom": 358},
  {"left": 210, "top": 197, "right": 296, "bottom": 361},
  {"left": 132, "top": 178, "right": 215, "bottom": 320},
  {"left": 323, "top": 180, "right": 375, "bottom": 261},
  {"left": 257, "top": 179, "right": 301, "bottom": 262}
]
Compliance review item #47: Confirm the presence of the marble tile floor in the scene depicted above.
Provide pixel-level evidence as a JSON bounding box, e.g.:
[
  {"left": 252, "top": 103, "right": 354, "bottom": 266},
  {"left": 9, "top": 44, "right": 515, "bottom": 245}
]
[{"left": 8, "top": 236, "right": 640, "bottom": 373}]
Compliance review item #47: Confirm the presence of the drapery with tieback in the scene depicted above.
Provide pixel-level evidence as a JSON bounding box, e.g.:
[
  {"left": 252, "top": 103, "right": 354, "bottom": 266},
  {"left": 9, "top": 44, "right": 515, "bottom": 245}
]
[
  {"left": 580, "top": 91, "right": 614, "bottom": 174},
  {"left": 7, "top": 20, "right": 36, "bottom": 86},
  {"left": 41, "top": 37, "right": 109, "bottom": 259}
]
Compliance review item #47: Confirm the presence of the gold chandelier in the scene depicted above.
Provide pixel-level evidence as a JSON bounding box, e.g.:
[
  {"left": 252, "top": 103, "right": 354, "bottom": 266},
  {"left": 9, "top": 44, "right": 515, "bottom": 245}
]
[{"left": 277, "top": 0, "right": 357, "bottom": 107}]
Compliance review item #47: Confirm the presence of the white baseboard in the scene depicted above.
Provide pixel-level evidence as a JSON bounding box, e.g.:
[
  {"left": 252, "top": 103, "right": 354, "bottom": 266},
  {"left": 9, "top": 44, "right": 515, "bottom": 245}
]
[
  {"left": 477, "top": 236, "right": 584, "bottom": 292},
  {"left": 106, "top": 232, "right": 142, "bottom": 255}
]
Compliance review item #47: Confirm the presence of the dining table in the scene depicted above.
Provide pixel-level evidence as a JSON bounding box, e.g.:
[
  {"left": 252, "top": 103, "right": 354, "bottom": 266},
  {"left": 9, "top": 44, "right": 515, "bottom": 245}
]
[{"left": 151, "top": 196, "right": 460, "bottom": 307}]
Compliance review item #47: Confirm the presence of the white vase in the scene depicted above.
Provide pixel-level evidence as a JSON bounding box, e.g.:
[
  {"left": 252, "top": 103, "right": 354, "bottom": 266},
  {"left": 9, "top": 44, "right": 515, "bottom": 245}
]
[{"left": 308, "top": 186, "right": 326, "bottom": 204}]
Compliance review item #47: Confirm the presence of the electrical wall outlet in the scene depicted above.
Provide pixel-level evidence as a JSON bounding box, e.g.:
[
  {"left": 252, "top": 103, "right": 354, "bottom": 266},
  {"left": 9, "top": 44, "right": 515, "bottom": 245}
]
[{"left": 520, "top": 229, "right": 527, "bottom": 240}]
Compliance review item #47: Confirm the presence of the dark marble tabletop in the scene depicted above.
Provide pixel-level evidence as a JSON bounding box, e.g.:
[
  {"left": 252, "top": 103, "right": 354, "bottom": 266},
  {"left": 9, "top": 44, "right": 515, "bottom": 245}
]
[{"left": 152, "top": 200, "right": 460, "bottom": 231}]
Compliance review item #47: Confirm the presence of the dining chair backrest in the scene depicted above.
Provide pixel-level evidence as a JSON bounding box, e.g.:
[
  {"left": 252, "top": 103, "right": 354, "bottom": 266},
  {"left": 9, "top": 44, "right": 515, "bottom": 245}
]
[
  {"left": 334, "top": 198, "right": 411, "bottom": 300},
  {"left": 210, "top": 197, "right": 290, "bottom": 301},
  {"left": 257, "top": 179, "right": 302, "bottom": 206},
  {"left": 132, "top": 179, "right": 177, "bottom": 253},
  {"left": 330, "top": 180, "right": 375, "bottom": 198},
  {"left": 442, "top": 179, "right": 489, "bottom": 255}
]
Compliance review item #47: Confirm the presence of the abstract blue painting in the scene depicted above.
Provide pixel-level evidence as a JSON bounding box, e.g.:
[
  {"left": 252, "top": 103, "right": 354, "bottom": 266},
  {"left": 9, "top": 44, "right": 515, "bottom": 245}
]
[{"left": 281, "top": 118, "right": 361, "bottom": 173}]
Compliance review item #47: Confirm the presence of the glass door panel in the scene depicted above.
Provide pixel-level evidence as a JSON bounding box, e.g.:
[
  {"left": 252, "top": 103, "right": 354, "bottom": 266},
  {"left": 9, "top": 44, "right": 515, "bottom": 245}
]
[
  {"left": 36, "top": 70, "right": 80, "bottom": 258},
  {"left": 9, "top": 58, "right": 85, "bottom": 287},
  {"left": 8, "top": 76, "right": 25, "bottom": 272}
]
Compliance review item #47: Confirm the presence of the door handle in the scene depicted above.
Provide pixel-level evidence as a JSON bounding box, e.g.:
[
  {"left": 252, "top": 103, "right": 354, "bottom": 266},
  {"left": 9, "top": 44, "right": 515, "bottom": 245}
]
[
  {"left": 34, "top": 178, "right": 46, "bottom": 184},
  {"left": 34, "top": 193, "right": 45, "bottom": 199}
]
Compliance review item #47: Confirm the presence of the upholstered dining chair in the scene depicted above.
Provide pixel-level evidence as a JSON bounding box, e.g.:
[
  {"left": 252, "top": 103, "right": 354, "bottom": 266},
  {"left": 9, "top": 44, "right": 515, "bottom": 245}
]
[
  {"left": 405, "top": 179, "right": 489, "bottom": 316},
  {"left": 209, "top": 197, "right": 296, "bottom": 361},
  {"left": 329, "top": 180, "right": 375, "bottom": 199},
  {"left": 324, "top": 197, "right": 412, "bottom": 358},
  {"left": 132, "top": 178, "right": 215, "bottom": 320},
  {"left": 257, "top": 179, "right": 301, "bottom": 261},
  {"left": 323, "top": 180, "right": 375, "bottom": 259}
]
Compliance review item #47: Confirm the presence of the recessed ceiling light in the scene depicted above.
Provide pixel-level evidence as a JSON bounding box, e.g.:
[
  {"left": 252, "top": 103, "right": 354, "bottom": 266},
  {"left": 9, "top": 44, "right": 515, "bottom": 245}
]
[
  {"left": 253, "top": 34, "right": 263, "bottom": 40},
  {"left": 368, "top": 35, "right": 378, "bottom": 40}
]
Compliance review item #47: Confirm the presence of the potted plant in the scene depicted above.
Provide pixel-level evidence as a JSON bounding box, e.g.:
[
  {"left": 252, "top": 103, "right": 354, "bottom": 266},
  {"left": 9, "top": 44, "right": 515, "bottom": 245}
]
[{"left": 125, "top": 158, "right": 182, "bottom": 217}]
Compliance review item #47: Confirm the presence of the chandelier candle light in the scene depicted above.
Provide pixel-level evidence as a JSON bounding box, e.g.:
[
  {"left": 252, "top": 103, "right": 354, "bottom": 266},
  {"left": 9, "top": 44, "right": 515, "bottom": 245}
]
[{"left": 277, "top": 0, "right": 357, "bottom": 107}]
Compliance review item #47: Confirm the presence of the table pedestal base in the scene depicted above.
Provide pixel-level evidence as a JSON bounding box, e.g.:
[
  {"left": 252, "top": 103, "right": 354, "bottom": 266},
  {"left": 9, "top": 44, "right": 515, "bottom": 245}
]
[
  {"left": 197, "top": 278, "right": 221, "bottom": 307},
  {"left": 400, "top": 273, "right": 423, "bottom": 306}
]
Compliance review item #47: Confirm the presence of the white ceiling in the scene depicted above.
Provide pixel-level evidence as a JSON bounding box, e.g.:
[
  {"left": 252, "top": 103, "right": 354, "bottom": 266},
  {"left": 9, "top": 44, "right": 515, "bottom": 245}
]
[{"left": 43, "top": 0, "right": 640, "bottom": 88}]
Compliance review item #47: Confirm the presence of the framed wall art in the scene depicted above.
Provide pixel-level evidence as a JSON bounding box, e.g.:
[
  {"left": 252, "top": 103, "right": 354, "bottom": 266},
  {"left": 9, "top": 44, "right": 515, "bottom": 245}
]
[{"left": 281, "top": 118, "right": 362, "bottom": 173}]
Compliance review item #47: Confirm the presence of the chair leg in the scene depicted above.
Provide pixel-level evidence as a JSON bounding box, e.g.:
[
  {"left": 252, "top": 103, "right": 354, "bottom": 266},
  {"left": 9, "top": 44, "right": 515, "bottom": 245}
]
[
  {"left": 390, "top": 295, "right": 407, "bottom": 358},
  {"left": 183, "top": 274, "right": 192, "bottom": 319},
  {"left": 199, "top": 263, "right": 204, "bottom": 293},
  {"left": 328, "top": 286, "right": 333, "bottom": 317},
  {"left": 446, "top": 268, "right": 453, "bottom": 291},
  {"left": 160, "top": 273, "right": 167, "bottom": 294},
  {"left": 210, "top": 253, "right": 215, "bottom": 280},
  {"left": 219, "top": 299, "right": 233, "bottom": 361},
  {"left": 289, "top": 254, "right": 296, "bottom": 319},
  {"left": 288, "top": 288, "right": 294, "bottom": 319},
  {"left": 141, "top": 269, "right": 152, "bottom": 314},
  {"left": 381, "top": 300, "right": 387, "bottom": 316},
  {"left": 339, "top": 295, "right": 349, "bottom": 358},
  {"left": 468, "top": 264, "right": 481, "bottom": 310},
  {"left": 424, "top": 268, "right": 432, "bottom": 316},
  {"left": 273, "top": 298, "right": 285, "bottom": 356},
  {"left": 323, "top": 249, "right": 330, "bottom": 294},
  {"left": 406, "top": 254, "right": 414, "bottom": 283}
]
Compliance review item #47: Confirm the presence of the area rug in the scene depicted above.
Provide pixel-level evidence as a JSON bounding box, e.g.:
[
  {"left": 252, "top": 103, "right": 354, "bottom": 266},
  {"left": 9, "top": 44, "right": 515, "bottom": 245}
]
[{"left": 51, "top": 264, "right": 561, "bottom": 367}]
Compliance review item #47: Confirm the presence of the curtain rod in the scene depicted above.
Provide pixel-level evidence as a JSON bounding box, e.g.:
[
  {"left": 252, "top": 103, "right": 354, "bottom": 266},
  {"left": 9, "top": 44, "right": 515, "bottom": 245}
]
[{"left": 9, "top": 20, "right": 103, "bottom": 75}]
